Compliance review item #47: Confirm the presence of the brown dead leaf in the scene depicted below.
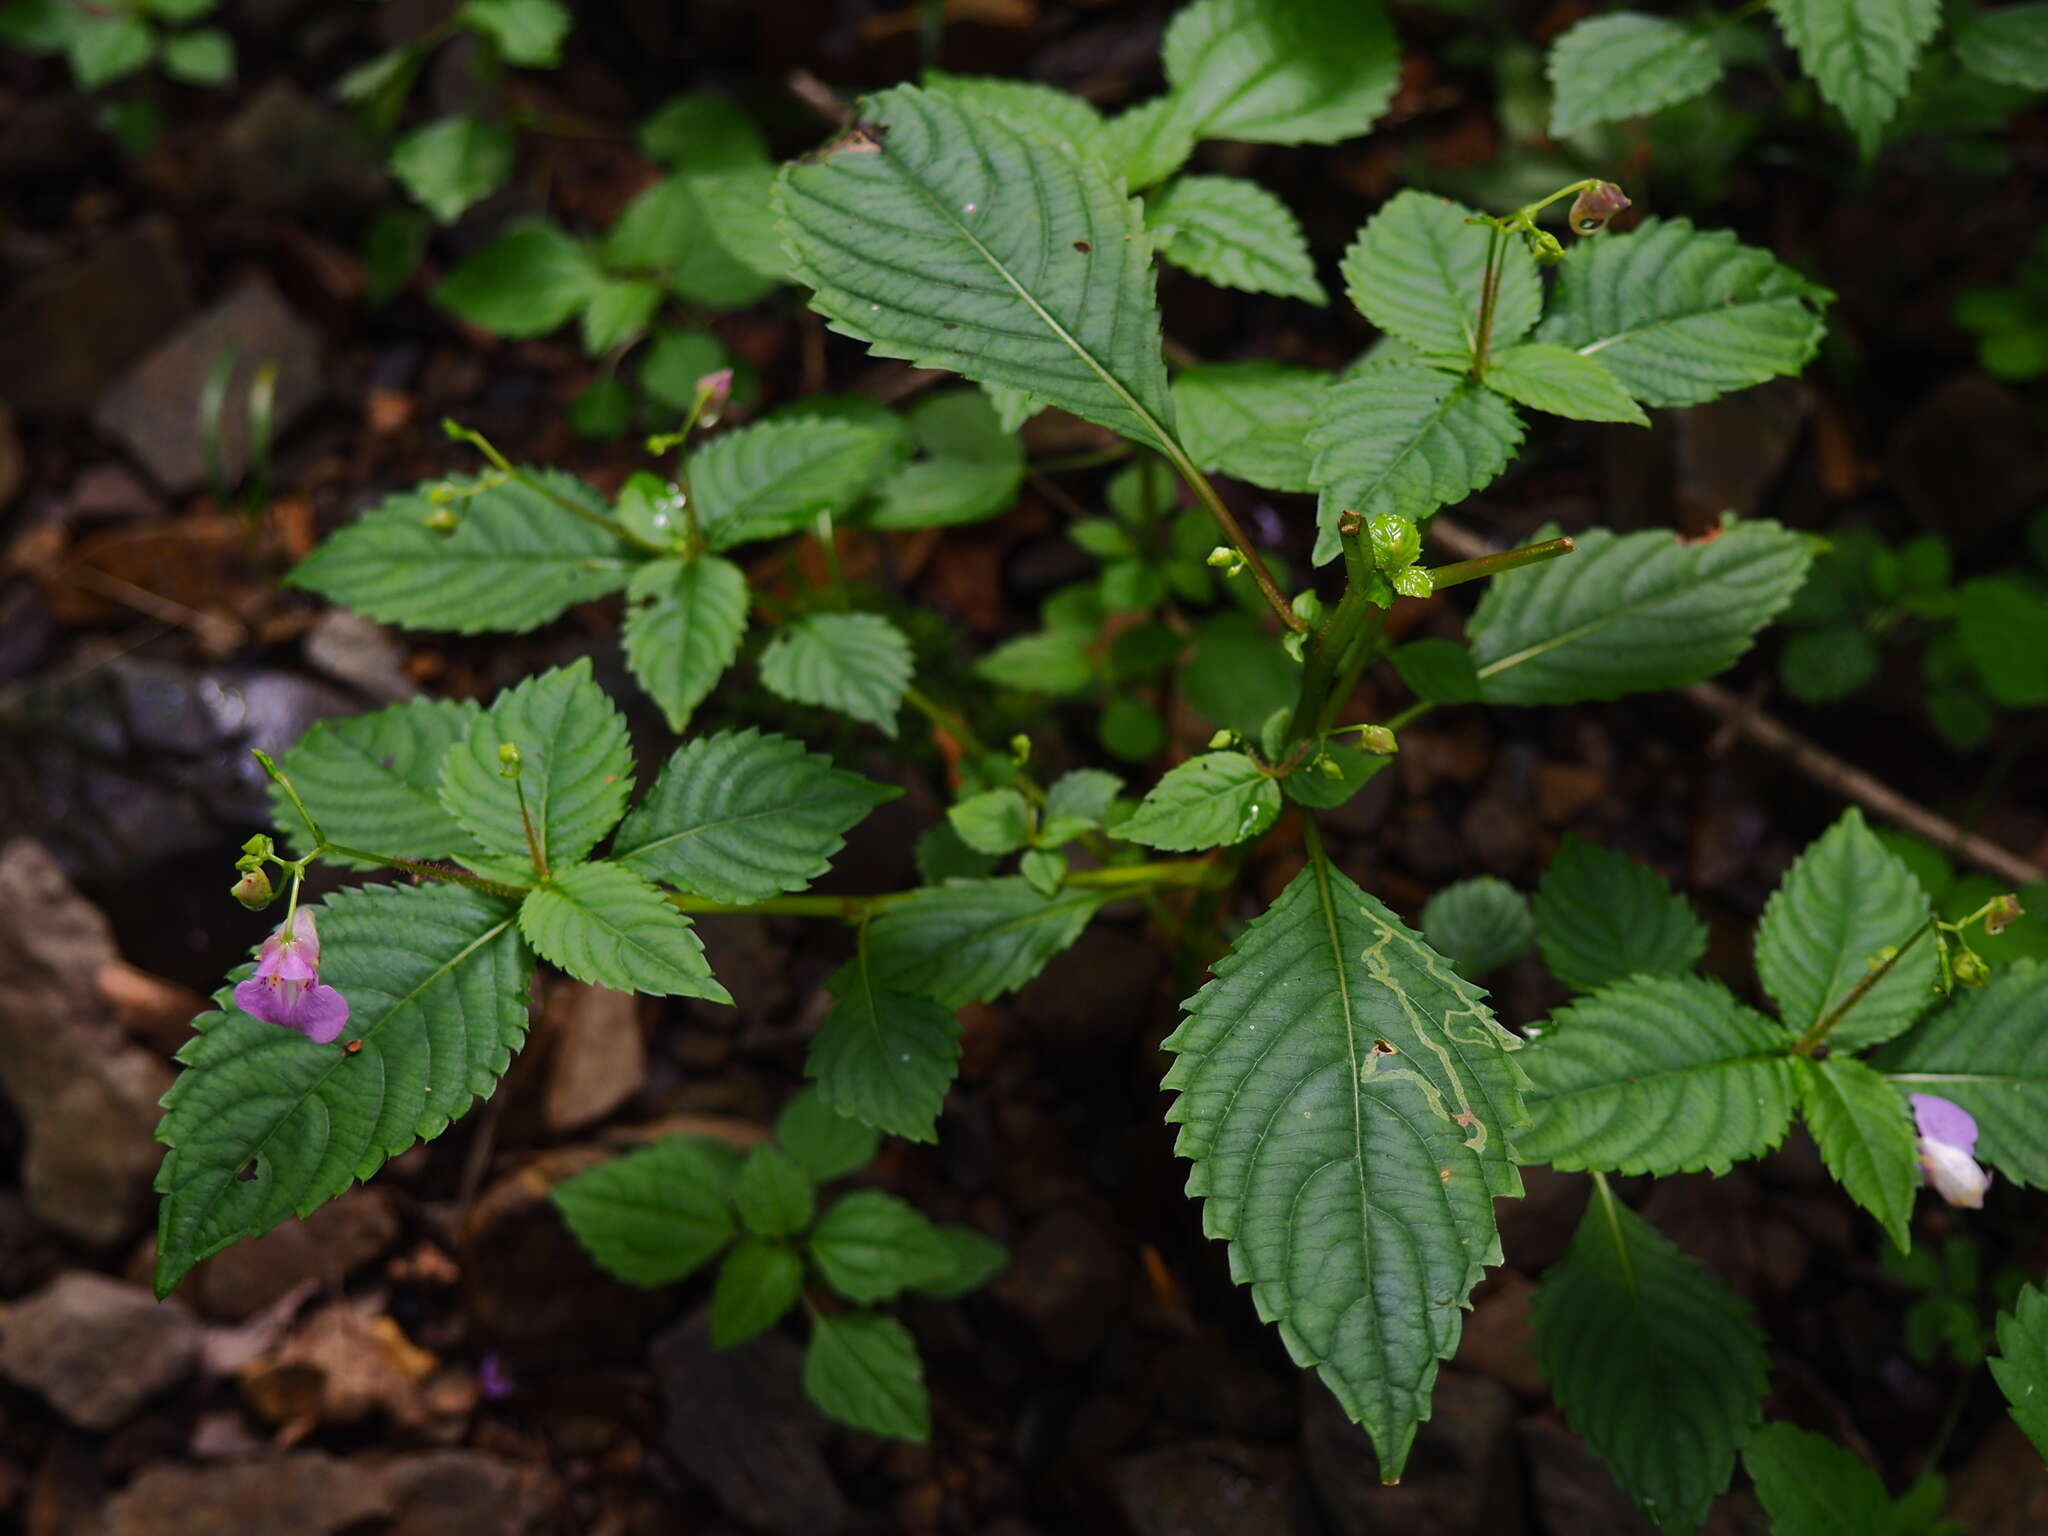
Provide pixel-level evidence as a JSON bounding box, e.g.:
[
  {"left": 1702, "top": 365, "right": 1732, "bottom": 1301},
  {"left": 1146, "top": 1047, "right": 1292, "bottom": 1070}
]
[{"left": 239, "top": 1302, "right": 442, "bottom": 1436}]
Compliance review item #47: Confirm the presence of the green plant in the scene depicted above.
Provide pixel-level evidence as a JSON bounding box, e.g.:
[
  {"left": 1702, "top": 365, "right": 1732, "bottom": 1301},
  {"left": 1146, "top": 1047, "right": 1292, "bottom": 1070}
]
[
  {"left": 1956, "top": 229, "right": 2048, "bottom": 381},
  {"left": 0, "top": 0, "right": 233, "bottom": 91}
]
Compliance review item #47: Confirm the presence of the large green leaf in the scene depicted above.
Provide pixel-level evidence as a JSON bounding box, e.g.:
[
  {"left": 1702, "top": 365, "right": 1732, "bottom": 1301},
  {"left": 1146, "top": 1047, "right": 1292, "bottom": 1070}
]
[
  {"left": 1532, "top": 835, "right": 1707, "bottom": 994},
  {"left": 1743, "top": 1423, "right": 1900, "bottom": 1536},
  {"left": 808, "top": 1190, "right": 955, "bottom": 1303},
  {"left": 1113, "top": 751, "right": 1281, "bottom": 851},
  {"left": 1795, "top": 1056, "right": 1917, "bottom": 1249},
  {"left": 863, "top": 878, "right": 1105, "bottom": 1009},
  {"left": 1530, "top": 1186, "right": 1768, "bottom": 1534},
  {"left": 155, "top": 883, "right": 531, "bottom": 1295},
  {"left": 604, "top": 174, "right": 781, "bottom": 307},
  {"left": 866, "top": 390, "right": 1025, "bottom": 532},
  {"left": 1517, "top": 974, "right": 1795, "bottom": 1175},
  {"left": 1304, "top": 361, "right": 1524, "bottom": 564},
  {"left": 922, "top": 69, "right": 1110, "bottom": 160},
  {"left": 807, "top": 962, "right": 962, "bottom": 1142},
  {"left": 1483, "top": 343, "right": 1648, "bottom": 426},
  {"left": 1160, "top": 0, "right": 1400, "bottom": 145},
  {"left": 439, "top": 660, "right": 633, "bottom": 871},
  {"left": 1467, "top": 521, "right": 1814, "bottom": 705},
  {"left": 613, "top": 728, "right": 897, "bottom": 904},
  {"left": 1874, "top": 960, "right": 2048, "bottom": 1190},
  {"left": 1162, "top": 860, "right": 1526, "bottom": 1478},
  {"left": 551, "top": 1135, "right": 742, "bottom": 1286},
  {"left": 288, "top": 470, "right": 634, "bottom": 635},
  {"left": 433, "top": 222, "right": 604, "bottom": 335},
  {"left": 1991, "top": 1281, "right": 2048, "bottom": 1460},
  {"left": 1535, "top": 218, "right": 1830, "bottom": 407},
  {"left": 621, "top": 555, "right": 749, "bottom": 733},
  {"left": 392, "top": 115, "right": 514, "bottom": 223},
  {"left": 1957, "top": 4, "right": 2048, "bottom": 90},
  {"left": 774, "top": 1087, "right": 880, "bottom": 1184},
  {"left": 1172, "top": 362, "right": 1323, "bottom": 494},
  {"left": 1754, "top": 808, "right": 1937, "bottom": 1052},
  {"left": 804, "top": 1311, "right": 929, "bottom": 1441},
  {"left": 269, "top": 698, "right": 483, "bottom": 866},
  {"left": 777, "top": 84, "right": 1176, "bottom": 450},
  {"left": 690, "top": 419, "right": 900, "bottom": 550},
  {"left": 1340, "top": 191, "right": 1541, "bottom": 364},
  {"left": 518, "top": 860, "right": 730, "bottom": 1002},
  {"left": 758, "top": 612, "right": 914, "bottom": 736},
  {"left": 1771, "top": 0, "right": 1939, "bottom": 156},
  {"left": 461, "top": 0, "right": 569, "bottom": 66},
  {"left": 1546, "top": 13, "right": 1726, "bottom": 135},
  {"left": 1420, "top": 876, "right": 1536, "bottom": 979},
  {"left": 1145, "top": 176, "right": 1326, "bottom": 304}
]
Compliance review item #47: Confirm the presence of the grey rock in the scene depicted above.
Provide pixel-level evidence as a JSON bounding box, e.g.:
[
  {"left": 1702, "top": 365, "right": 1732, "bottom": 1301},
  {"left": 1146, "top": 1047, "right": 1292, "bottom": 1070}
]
[
  {"left": 987, "top": 1206, "right": 1127, "bottom": 1362},
  {"left": 304, "top": 609, "right": 418, "bottom": 703},
  {"left": 215, "top": 81, "right": 387, "bottom": 215},
  {"left": 1107, "top": 1439, "right": 1305, "bottom": 1536},
  {"left": 98, "top": 1451, "right": 392, "bottom": 1536},
  {"left": 382, "top": 1449, "right": 562, "bottom": 1536},
  {"left": 1302, "top": 1370, "right": 1523, "bottom": 1536},
  {"left": 92, "top": 278, "right": 323, "bottom": 494},
  {"left": 0, "top": 1273, "right": 201, "bottom": 1429},
  {"left": 187, "top": 1189, "right": 401, "bottom": 1321},
  {"left": 0, "top": 219, "right": 194, "bottom": 414}
]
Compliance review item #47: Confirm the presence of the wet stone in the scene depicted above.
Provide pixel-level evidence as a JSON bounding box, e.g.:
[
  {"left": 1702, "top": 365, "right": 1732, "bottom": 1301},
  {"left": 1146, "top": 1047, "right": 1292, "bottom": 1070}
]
[
  {"left": 1106, "top": 1439, "right": 1304, "bottom": 1536},
  {"left": 97, "top": 1451, "right": 393, "bottom": 1536},
  {"left": 987, "top": 1206, "right": 1127, "bottom": 1363},
  {"left": 0, "top": 219, "right": 193, "bottom": 415},
  {"left": 215, "top": 81, "right": 388, "bottom": 215},
  {"left": 0, "top": 1273, "right": 202, "bottom": 1430}
]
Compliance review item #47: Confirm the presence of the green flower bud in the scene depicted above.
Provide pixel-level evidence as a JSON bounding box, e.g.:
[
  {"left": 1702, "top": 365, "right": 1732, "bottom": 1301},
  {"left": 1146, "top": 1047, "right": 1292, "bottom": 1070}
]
[
  {"left": 1986, "top": 894, "right": 2024, "bottom": 935},
  {"left": 231, "top": 867, "right": 276, "bottom": 909},
  {"left": 1010, "top": 733, "right": 1032, "bottom": 763},
  {"left": 1357, "top": 725, "right": 1397, "bottom": 755},
  {"left": 425, "top": 505, "right": 461, "bottom": 535},
  {"left": 1205, "top": 545, "right": 1245, "bottom": 574},
  {"left": 1952, "top": 949, "right": 1991, "bottom": 989},
  {"left": 497, "top": 742, "right": 522, "bottom": 778},
  {"left": 1391, "top": 566, "right": 1435, "bottom": 600},
  {"left": 1569, "top": 180, "right": 1630, "bottom": 236},
  {"left": 1207, "top": 728, "right": 1236, "bottom": 750},
  {"left": 1525, "top": 228, "right": 1565, "bottom": 266},
  {"left": 1367, "top": 512, "right": 1420, "bottom": 571}
]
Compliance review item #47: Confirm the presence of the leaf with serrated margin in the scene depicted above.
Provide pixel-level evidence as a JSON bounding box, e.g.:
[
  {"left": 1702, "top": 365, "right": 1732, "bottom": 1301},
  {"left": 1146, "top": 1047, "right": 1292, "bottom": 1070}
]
[
  {"left": 1957, "top": 5, "right": 2048, "bottom": 90},
  {"left": 1771, "top": 0, "right": 1939, "bottom": 156},
  {"left": 775, "top": 1087, "right": 880, "bottom": 1183},
  {"left": 1468, "top": 521, "right": 1814, "bottom": 705},
  {"left": 1755, "top": 808, "right": 1937, "bottom": 1052},
  {"left": 1484, "top": 344, "right": 1648, "bottom": 426},
  {"left": 1991, "top": 1281, "right": 2048, "bottom": 1459},
  {"left": 1535, "top": 218, "right": 1830, "bottom": 407},
  {"left": 689, "top": 418, "right": 899, "bottom": 550},
  {"left": 519, "top": 861, "right": 729, "bottom": 1002},
  {"left": 1146, "top": 176, "right": 1327, "bottom": 304},
  {"left": 1173, "top": 362, "right": 1323, "bottom": 494},
  {"left": 1102, "top": 96, "right": 1199, "bottom": 190},
  {"left": 710, "top": 1238, "right": 804, "bottom": 1346},
  {"left": 1517, "top": 974, "right": 1794, "bottom": 1175},
  {"left": 1795, "top": 1056, "right": 1916, "bottom": 1249},
  {"left": 808, "top": 961, "right": 962, "bottom": 1142},
  {"left": 777, "top": 85, "right": 1176, "bottom": 450},
  {"left": 1341, "top": 191, "right": 1541, "bottom": 363},
  {"left": 804, "top": 1311, "right": 929, "bottom": 1441},
  {"left": 288, "top": 470, "right": 634, "bottom": 634},
  {"left": 1161, "top": 0, "right": 1400, "bottom": 145},
  {"left": 1546, "top": 13, "right": 1727, "bottom": 136},
  {"left": 734, "top": 1144, "right": 814, "bottom": 1236},
  {"left": 759, "top": 612, "right": 913, "bottom": 737},
  {"left": 1743, "top": 1423, "right": 1899, "bottom": 1536},
  {"left": 1421, "top": 877, "right": 1536, "bottom": 979},
  {"left": 614, "top": 728, "right": 897, "bottom": 904},
  {"left": 1531, "top": 1185, "right": 1768, "bottom": 1534},
  {"left": 154, "top": 882, "right": 530, "bottom": 1295},
  {"left": 866, "top": 389, "right": 1024, "bottom": 532},
  {"left": 1873, "top": 959, "right": 2048, "bottom": 1190},
  {"left": 1533, "top": 835, "right": 1707, "bottom": 994},
  {"left": 270, "top": 698, "right": 483, "bottom": 867},
  {"left": 1115, "top": 752, "right": 1280, "bottom": 851},
  {"left": 440, "top": 660, "right": 633, "bottom": 870},
  {"left": 809, "top": 1189, "right": 955, "bottom": 1303},
  {"left": 922, "top": 69, "right": 1109, "bottom": 159},
  {"left": 550, "top": 1135, "right": 742, "bottom": 1286},
  {"left": 621, "top": 555, "right": 749, "bottom": 732},
  {"left": 866, "top": 878, "right": 1105, "bottom": 1009},
  {"left": 1162, "top": 860, "right": 1526, "bottom": 1479},
  {"left": 1305, "top": 360, "right": 1524, "bottom": 564}
]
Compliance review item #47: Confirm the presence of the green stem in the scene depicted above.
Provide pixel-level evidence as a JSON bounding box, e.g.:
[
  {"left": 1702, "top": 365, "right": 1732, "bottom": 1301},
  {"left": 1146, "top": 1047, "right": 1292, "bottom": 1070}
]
[
  {"left": 1790, "top": 918, "right": 1937, "bottom": 1057},
  {"left": 251, "top": 749, "right": 324, "bottom": 847},
  {"left": 1155, "top": 436, "right": 1304, "bottom": 634},
  {"left": 317, "top": 844, "right": 530, "bottom": 900},
  {"left": 665, "top": 858, "right": 1225, "bottom": 919},
  {"left": 442, "top": 419, "right": 667, "bottom": 555},
  {"left": 1285, "top": 521, "right": 1379, "bottom": 744},
  {"left": 1473, "top": 222, "right": 1505, "bottom": 377},
  {"left": 814, "top": 508, "right": 848, "bottom": 606},
  {"left": 1429, "top": 536, "right": 1574, "bottom": 590}
]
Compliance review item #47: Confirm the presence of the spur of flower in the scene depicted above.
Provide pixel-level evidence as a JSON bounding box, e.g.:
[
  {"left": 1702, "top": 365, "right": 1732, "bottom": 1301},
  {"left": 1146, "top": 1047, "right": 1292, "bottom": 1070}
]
[
  {"left": 1910, "top": 1093, "right": 1991, "bottom": 1209},
  {"left": 234, "top": 908, "right": 350, "bottom": 1044}
]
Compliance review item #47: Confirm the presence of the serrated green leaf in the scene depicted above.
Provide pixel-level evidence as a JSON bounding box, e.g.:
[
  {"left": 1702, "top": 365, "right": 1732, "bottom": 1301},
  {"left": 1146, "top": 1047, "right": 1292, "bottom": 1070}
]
[
  {"left": 1533, "top": 836, "right": 1707, "bottom": 994},
  {"left": 639, "top": 327, "right": 734, "bottom": 413},
  {"left": 1957, "top": 4, "right": 2048, "bottom": 90},
  {"left": 269, "top": 698, "right": 484, "bottom": 867},
  {"left": 1468, "top": 521, "right": 1814, "bottom": 705},
  {"left": 1101, "top": 95, "right": 1199, "bottom": 189},
  {"left": 1484, "top": 344, "right": 1648, "bottom": 426},
  {"left": 777, "top": 84, "right": 1175, "bottom": 449},
  {"left": 155, "top": 883, "right": 530, "bottom": 1295},
  {"left": 734, "top": 1143, "right": 815, "bottom": 1237},
  {"left": 620, "top": 555, "right": 749, "bottom": 732},
  {"left": 460, "top": 0, "right": 568, "bottom": 67},
  {"left": 1546, "top": 13, "right": 1726, "bottom": 136},
  {"left": 710, "top": 1237, "right": 804, "bottom": 1347},
  {"left": 915, "top": 1224, "right": 1009, "bottom": 1298},
  {"left": 579, "top": 277, "right": 661, "bottom": 355},
  {"left": 1531, "top": 1185, "right": 1768, "bottom": 1534},
  {"left": 864, "top": 878, "right": 1105, "bottom": 1009},
  {"left": 288, "top": 469, "right": 633, "bottom": 635},
  {"left": 759, "top": 612, "right": 914, "bottom": 736},
  {"left": 551, "top": 1135, "right": 742, "bottom": 1286},
  {"left": 520, "top": 861, "right": 727, "bottom": 1002},
  {"left": 1341, "top": 191, "right": 1540, "bottom": 363},
  {"left": 1795, "top": 1056, "right": 1916, "bottom": 1249},
  {"left": 1161, "top": 0, "right": 1399, "bottom": 145},
  {"left": 809, "top": 1189, "right": 955, "bottom": 1303},
  {"left": 70, "top": 14, "right": 153, "bottom": 89},
  {"left": 1389, "top": 637, "right": 1482, "bottom": 704},
  {"left": 1421, "top": 877, "right": 1536, "bottom": 979},
  {"left": 867, "top": 390, "right": 1024, "bottom": 532},
  {"left": 975, "top": 630, "right": 1095, "bottom": 694},
  {"left": 808, "top": 963, "right": 962, "bottom": 1143},
  {"left": 1517, "top": 974, "right": 1794, "bottom": 1175},
  {"left": 775, "top": 1088, "right": 880, "bottom": 1184},
  {"left": 434, "top": 222, "right": 603, "bottom": 335},
  {"left": 922, "top": 69, "right": 1109, "bottom": 159},
  {"left": 1990, "top": 1281, "right": 2048, "bottom": 1459},
  {"left": 1535, "top": 218, "right": 1829, "bottom": 407},
  {"left": 1163, "top": 860, "right": 1526, "bottom": 1478},
  {"left": 804, "top": 1310, "right": 929, "bottom": 1440},
  {"left": 1743, "top": 1423, "right": 1899, "bottom": 1536},
  {"left": 1041, "top": 769, "right": 1123, "bottom": 843},
  {"left": 1755, "top": 808, "right": 1937, "bottom": 1052},
  {"left": 1281, "top": 745, "right": 1387, "bottom": 811},
  {"left": 1873, "top": 959, "right": 2048, "bottom": 1190},
  {"left": 949, "top": 788, "right": 1032, "bottom": 856},
  {"left": 1954, "top": 577, "right": 2048, "bottom": 708},
  {"left": 1173, "top": 362, "right": 1323, "bottom": 494},
  {"left": 440, "top": 660, "right": 633, "bottom": 869},
  {"left": 1305, "top": 360, "right": 1524, "bottom": 564},
  {"left": 604, "top": 173, "right": 780, "bottom": 307},
  {"left": 1771, "top": 0, "right": 1939, "bottom": 156},
  {"left": 1146, "top": 176, "right": 1326, "bottom": 304},
  {"left": 393, "top": 114, "right": 514, "bottom": 224},
  {"left": 1114, "top": 752, "right": 1280, "bottom": 851},
  {"left": 690, "top": 419, "right": 899, "bottom": 550},
  {"left": 614, "top": 728, "right": 896, "bottom": 904}
]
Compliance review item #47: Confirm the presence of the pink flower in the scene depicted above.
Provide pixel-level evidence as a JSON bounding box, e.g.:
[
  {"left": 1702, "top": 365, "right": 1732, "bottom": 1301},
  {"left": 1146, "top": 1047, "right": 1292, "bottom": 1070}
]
[
  {"left": 234, "top": 908, "right": 350, "bottom": 1044},
  {"left": 1910, "top": 1094, "right": 1991, "bottom": 1208},
  {"left": 698, "top": 369, "right": 734, "bottom": 415}
]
